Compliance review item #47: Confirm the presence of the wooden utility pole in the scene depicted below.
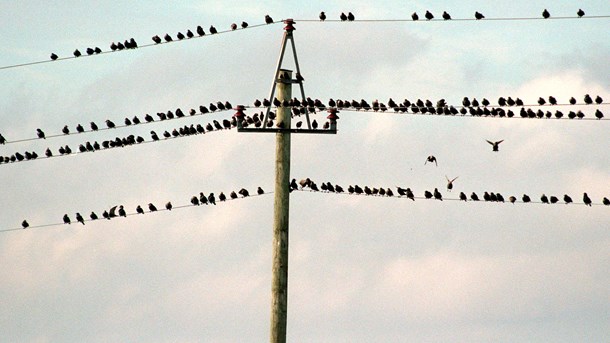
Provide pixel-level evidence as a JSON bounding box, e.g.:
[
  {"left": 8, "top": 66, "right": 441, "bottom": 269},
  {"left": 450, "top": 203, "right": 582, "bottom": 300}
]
[{"left": 270, "top": 69, "right": 292, "bottom": 343}]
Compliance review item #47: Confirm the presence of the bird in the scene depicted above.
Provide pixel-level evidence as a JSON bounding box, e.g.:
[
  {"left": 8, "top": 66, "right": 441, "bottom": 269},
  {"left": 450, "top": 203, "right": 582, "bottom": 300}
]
[
  {"left": 442, "top": 11, "right": 451, "bottom": 20},
  {"left": 299, "top": 178, "right": 311, "bottom": 189},
  {"left": 177, "top": 32, "right": 185, "bottom": 40},
  {"left": 208, "top": 193, "right": 216, "bottom": 205},
  {"left": 411, "top": 12, "right": 419, "bottom": 20},
  {"left": 73, "top": 49, "right": 81, "bottom": 57},
  {"left": 257, "top": 187, "right": 264, "bottom": 195},
  {"left": 583, "top": 94, "right": 593, "bottom": 104},
  {"left": 86, "top": 47, "right": 94, "bottom": 55},
  {"left": 459, "top": 192, "right": 467, "bottom": 201},
  {"left": 118, "top": 205, "right": 126, "bottom": 217},
  {"left": 319, "top": 11, "right": 326, "bottom": 21},
  {"left": 219, "top": 192, "right": 227, "bottom": 202},
  {"left": 191, "top": 196, "right": 200, "bottom": 206},
  {"left": 135, "top": 205, "right": 144, "bottom": 214},
  {"left": 475, "top": 11, "right": 485, "bottom": 20},
  {"left": 541, "top": 194, "right": 549, "bottom": 204},
  {"left": 76, "top": 124, "right": 84, "bottom": 133},
  {"left": 36, "top": 128, "right": 45, "bottom": 139},
  {"left": 105, "top": 119, "right": 116, "bottom": 128},
  {"left": 312, "top": 119, "right": 318, "bottom": 129},
  {"left": 406, "top": 188, "right": 415, "bottom": 200},
  {"left": 89, "top": 212, "right": 98, "bottom": 220},
  {"left": 22, "top": 220, "right": 29, "bottom": 229},
  {"left": 603, "top": 197, "right": 610, "bottom": 206},
  {"left": 241, "top": 21, "right": 248, "bottom": 28},
  {"left": 164, "top": 33, "right": 172, "bottom": 42},
  {"left": 550, "top": 196, "right": 559, "bottom": 204},
  {"left": 486, "top": 140, "right": 504, "bottom": 152},
  {"left": 230, "top": 191, "right": 238, "bottom": 199},
  {"left": 76, "top": 213, "right": 85, "bottom": 225},
  {"left": 446, "top": 176, "right": 458, "bottom": 191},
  {"left": 0, "top": 133, "right": 6, "bottom": 144},
  {"left": 152, "top": 35, "right": 162, "bottom": 43},
  {"left": 50, "top": 53, "right": 58, "bottom": 60},
  {"left": 595, "top": 95, "right": 603, "bottom": 104},
  {"left": 239, "top": 188, "right": 250, "bottom": 197},
  {"left": 522, "top": 194, "right": 531, "bottom": 203},
  {"left": 197, "top": 26, "right": 205, "bottom": 36},
  {"left": 434, "top": 188, "right": 443, "bottom": 201},
  {"left": 63, "top": 214, "right": 71, "bottom": 224},
  {"left": 542, "top": 9, "right": 550, "bottom": 19},
  {"left": 569, "top": 97, "right": 577, "bottom": 105},
  {"left": 595, "top": 110, "right": 604, "bottom": 120},
  {"left": 583, "top": 193, "right": 592, "bottom": 206},
  {"left": 340, "top": 12, "right": 347, "bottom": 21},
  {"left": 564, "top": 194, "right": 573, "bottom": 204},
  {"left": 165, "top": 202, "right": 172, "bottom": 211},
  {"left": 347, "top": 12, "right": 355, "bottom": 21},
  {"left": 231, "top": 23, "right": 237, "bottom": 30},
  {"left": 425, "top": 155, "right": 437, "bottom": 166},
  {"left": 577, "top": 9, "right": 585, "bottom": 17},
  {"left": 62, "top": 125, "right": 70, "bottom": 134},
  {"left": 424, "top": 190, "right": 433, "bottom": 199},
  {"left": 265, "top": 15, "right": 274, "bottom": 24},
  {"left": 425, "top": 11, "right": 434, "bottom": 20},
  {"left": 509, "top": 196, "right": 516, "bottom": 204},
  {"left": 290, "top": 179, "right": 299, "bottom": 191},
  {"left": 471, "top": 192, "right": 480, "bottom": 201},
  {"left": 148, "top": 203, "right": 157, "bottom": 212},
  {"left": 186, "top": 29, "right": 194, "bottom": 38}
]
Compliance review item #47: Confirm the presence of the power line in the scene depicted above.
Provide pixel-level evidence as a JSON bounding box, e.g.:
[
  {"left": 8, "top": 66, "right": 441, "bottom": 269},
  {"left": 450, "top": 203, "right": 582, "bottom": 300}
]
[
  {"left": 295, "top": 15, "right": 610, "bottom": 23},
  {"left": 0, "top": 21, "right": 281, "bottom": 71},
  {"left": 3, "top": 189, "right": 273, "bottom": 233}
]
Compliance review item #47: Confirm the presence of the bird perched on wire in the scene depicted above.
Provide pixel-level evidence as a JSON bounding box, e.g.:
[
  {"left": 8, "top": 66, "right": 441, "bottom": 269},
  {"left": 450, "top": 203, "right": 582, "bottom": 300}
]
[
  {"left": 208, "top": 193, "right": 216, "bottom": 205},
  {"left": 319, "top": 11, "right": 326, "bottom": 21},
  {"left": 425, "top": 10, "right": 434, "bottom": 20},
  {"left": 475, "top": 11, "right": 485, "bottom": 20},
  {"left": 434, "top": 188, "right": 443, "bottom": 201},
  {"left": 583, "top": 193, "right": 592, "bottom": 206},
  {"left": 542, "top": 9, "right": 550, "bottom": 19},
  {"left": 340, "top": 12, "right": 347, "bottom": 21},
  {"left": 22, "top": 220, "right": 29, "bottom": 229},
  {"left": 36, "top": 128, "right": 45, "bottom": 139},
  {"left": 347, "top": 12, "right": 355, "bottom": 21},
  {"left": 63, "top": 214, "right": 71, "bottom": 224},
  {"left": 442, "top": 11, "right": 451, "bottom": 20},
  {"left": 563, "top": 194, "right": 573, "bottom": 204},
  {"left": 459, "top": 192, "right": 467, "bottom": 201},
  {"left": 50, "top": 53, "right": 58, "bottom": 60},
  {"left": 265, "top": 14, "right": 273, "bottom": 24},
  {"left": 209, "top": 25, "right": 217, "bottom": 34},
  {"left": 241, "top": 21, "right": 248, "bottom": 28},
  {"left": 76, "top": 213, "right": 85, "bottom": 225},
  {"left": 446, "top": 176, "right": 458, "bottom": 191},
  {"left": 486, "top": 140, "right": 504, "bottom": 151},
  {"left": 165, "top": 202, "right": 173, "bottom": 210},
  {"left": 73, "top": 49, "right": 81, "bottom": 57},
  {"left": 148, "top": 203, "right": 157, "bottom": 212},
  {"left": 257, "top": 187, "right": 264, "bottom": 195},
  {"left": 425, "top": 155, "right": 437, "bottom": 166},
  {"left": 411, "top": 12, "right": 419, "bottom": 20},
  {"left": 90, "top": 212, "right": 98, "bottom": 220}
]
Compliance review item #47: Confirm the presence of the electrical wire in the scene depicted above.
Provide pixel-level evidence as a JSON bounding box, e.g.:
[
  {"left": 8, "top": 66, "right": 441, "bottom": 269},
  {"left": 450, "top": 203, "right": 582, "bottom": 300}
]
[
  {"left": 2, "top": 189, "right": 273, "bottom": 233},
  {"left": 0, "top": 21, "right": 281, "bottom": 71},
  {"left": 294, "top": 15, "right": 610, "bottom": 22}
]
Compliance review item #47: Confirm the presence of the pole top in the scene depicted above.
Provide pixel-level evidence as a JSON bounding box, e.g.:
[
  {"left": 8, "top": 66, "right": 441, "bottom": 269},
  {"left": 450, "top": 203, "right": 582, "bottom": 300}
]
[
  {"left": 327, "top": 108, "right": 340, "bottom": 120},
  {"left": 283, "top": 19, "right": 296, "bottom": 32},
  {"left": 233, "top": 105, "right": 246, "bottom": 119}
]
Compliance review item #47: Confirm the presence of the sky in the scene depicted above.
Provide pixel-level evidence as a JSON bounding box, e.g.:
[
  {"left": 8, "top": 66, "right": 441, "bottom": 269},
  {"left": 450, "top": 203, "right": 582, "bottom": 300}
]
[{"left": 0, "top": 1, "right": 609, "bottom": 342}]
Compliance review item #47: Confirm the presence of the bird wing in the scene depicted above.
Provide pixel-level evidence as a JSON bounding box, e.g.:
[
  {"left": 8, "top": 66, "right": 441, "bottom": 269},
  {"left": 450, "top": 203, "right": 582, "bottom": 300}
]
[
  {"left": 496, "top": 140, "right": 504, "bottom": 144},
  {"left": 450, "top": 176, "right": 459, "bottom": 182},
  {"left": 486, "top": 140, "right": 493, "bottom": 145},
  {"left": 109, "top": 206, "right": 117, "bottom": 216}
]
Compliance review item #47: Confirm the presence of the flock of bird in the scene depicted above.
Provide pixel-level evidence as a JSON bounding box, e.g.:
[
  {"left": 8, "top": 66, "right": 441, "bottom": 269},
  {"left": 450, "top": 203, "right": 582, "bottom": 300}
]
[
  {"left": 292, "top": 178, "right": 610, "bottom": 206},
  {"left": 48, "top": 15, "right": 277, "bottom": 61},
  {"left": 19, "top": 186, "right": 266, "bottom": 229},
  {"left": 317, "top": 9, "right": 588, "bottom": 21}
]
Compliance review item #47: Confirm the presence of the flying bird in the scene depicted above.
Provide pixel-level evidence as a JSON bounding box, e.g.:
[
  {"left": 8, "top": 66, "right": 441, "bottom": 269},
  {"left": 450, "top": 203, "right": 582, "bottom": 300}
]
[
  {"left": 446, "top": 176, "right": 458, "bottom": 191},
  {"left": 486, "top": 140, "right": 504, "bottom": 151},
  {"left": 425, "top": 155, "right": 437, "bottom": 166}
]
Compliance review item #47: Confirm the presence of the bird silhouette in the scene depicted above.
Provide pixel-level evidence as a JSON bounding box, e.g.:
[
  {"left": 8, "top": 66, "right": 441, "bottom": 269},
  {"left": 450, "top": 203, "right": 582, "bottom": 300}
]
[
  {"left": 475, "top": 11, "right": 485, "bottom": 20},
  {"left": 219, "top": 192, "right": 227, "bottom": 202},
  {"left": 459, "top": 192, "right": 467, "bottom": 201},
  {"left": 595, "top": 95, "right": 603, "bottom": 104},
  {"left": 542, "top": 9, "right": 550, "bottom": 19},
  {"left": 425, "top": 155, "right": 437, "bottom": 166},
  {"left": 550, "top": 196, "right": 559, "bottom": 204},
  {"left": 164, "top": 34, "right": 173, "bottom": 42},
  {"left": 595, "top": 110, "right": 604, "bottom": 120},
  {"left": 522, "top": 194, "right": 531, "bottom": 203},
  {"left": 191, "top": 196, "right": 200, "bottom": 206},
  {"left": 50, "top": 53, "right": 58, "bottom": 60},
  {"left": 231, "top": 23, "right": 237, "bottom": 31},
  {"left": 106, "top": 120, "right": 116, "bottom": 128},
  {"left": 197, "top": 192, "right": 207, "bottom": 205},
  {"left": 471, "top": 192, "right": 480, "bottom": 201},
  {"left": 22, "top": 220, "right": 29, "bottom": 229},
  {"left": 347, "top": 12, "right": 355, "bottom": 21},
  {"left": 424, "top": 190, "right": 433, "bottom": 199},
  {"left": 265, "top": 15, "right": 273, "bottom": 24},
  {"left": 197, "top": 26, "right": 205, "bottom": 36},
  {"left": 36, "top": 128, "right": 45, "bottom": 139},
  {"left": 563, "top": 194, "right": 573, "bottom": 204},
  {"left": 257, "top": 187, "right": 264, "bottom": 195},
  {"left": 230, "top": 191, "right": 238, "bottom": 199},
  {"left": 434, "top": 188, "right": 443, "bottom": 200},
  {"left": 186, "top": 29, "right": 194, "bottom": 38},
  {"left": 73, "top": 49, "right": 81, "bottom": 57},
  {"left": 446, "top": 176, "right": 458, "bottom": 191},
  {"left": 208, "top": 193, "right": 216, "bottom": 205},
  {"left": 319, "top": 11, "right": 326, "bottom": 21},
  {"left": 76, "top": 213, "right": 85, "bottom": 225},
  {"left": 239, "top": 188, "right": 250, "bottom": 197},
  {"left": 340, "top": 12, "right": 347, "bottom": 21},
  {"left": 442, "top": 11, "right": 451, "bottom": 20},
  {"left": 152, "top": 35, "right": 161, "bottom": 44},
  {"left": 62, "top": 125, "right": 70, "bottom": 134},
  {"left": 406, "top": 188, "right": 415, "bottom": 200},
  {"left": 541, "top": 194, "right": 549, "bottom": 204},
  {"left": 102, "top": 210, "right": 110, "bottom": 219},
  {"left": 486, "top": 140, "right": 504, "bottom": 151},
  {"left": 583, "top": 94, "right": 593, "bottom": 104},
  {"left": 63, "top": 214, "right": 71, "bottom": 224},
  {"left": 583, "top": 193, "right": 592, "bottom": 206},
  {"left": 425, "top": 10, "right": 434, "bottom": 20},
  {"left": 577, "top": 9, "right": 585, "bottom": 17},
  {"left": 90, "top": 212, "right": 98, "bottom": 220},
  {"left": 603, "top": 197, "right": 610, "bottom": 206},
  {"left": 165, "top": 202, "right": 173, "bottom": 210},
  {"left": 411, "top": 12, "right": 419, "bottom": 20},
  {"left": 118, "top": 205, "right": 126, "bottom": 217},
  {"left": 241, "top": 21, "right": 248, "bottom": 28},
  {"left": 148, "top": 203, "right": 157, "bottom": 212},
  {"left": 209, "top": 25, "right": 217, "bottom": 34},
  {"left": 76, "top": 124, "right": 84, "bottom": 133}
]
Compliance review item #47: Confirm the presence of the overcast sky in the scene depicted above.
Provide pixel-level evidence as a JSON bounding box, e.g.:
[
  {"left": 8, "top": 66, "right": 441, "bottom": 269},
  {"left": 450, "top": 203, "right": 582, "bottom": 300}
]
[{"left": 1, "top": 1, "right": 609, "bottom": 342}]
